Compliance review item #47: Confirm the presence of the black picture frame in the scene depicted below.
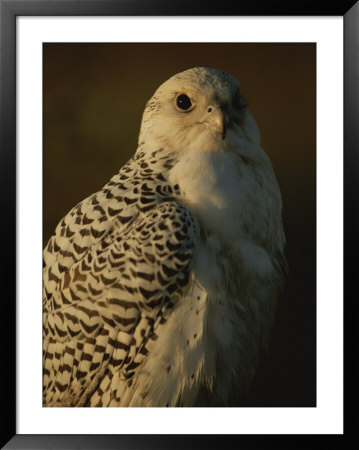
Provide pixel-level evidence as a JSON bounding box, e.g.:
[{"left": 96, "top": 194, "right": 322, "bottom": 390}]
[{"left": 1, "top": 1, "right": 357, "bottom": 448}]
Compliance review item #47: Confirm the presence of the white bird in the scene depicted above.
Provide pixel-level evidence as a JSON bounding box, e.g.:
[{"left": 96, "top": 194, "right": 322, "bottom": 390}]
[{"left": 43, "top": 67, "right": 286, "bottom": 407}]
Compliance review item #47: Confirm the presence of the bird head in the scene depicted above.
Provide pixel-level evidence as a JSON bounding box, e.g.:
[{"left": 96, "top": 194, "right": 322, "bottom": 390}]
[{"left": 138, "top": 67, "right": 261, "bottom": 155}]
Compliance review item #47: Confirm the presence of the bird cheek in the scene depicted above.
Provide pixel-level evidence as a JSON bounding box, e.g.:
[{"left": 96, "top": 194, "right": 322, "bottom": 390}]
[{"left": 231, "top": 110, "right": 245, "bottom": 127}]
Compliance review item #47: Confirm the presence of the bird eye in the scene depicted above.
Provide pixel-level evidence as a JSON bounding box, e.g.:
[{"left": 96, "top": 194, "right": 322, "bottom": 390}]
[
  {"left": 232, "top": 91, "right": 245, "bottom": 110},
  {"left": 176, "top": 94, "right": 193, "bottom": 111}
]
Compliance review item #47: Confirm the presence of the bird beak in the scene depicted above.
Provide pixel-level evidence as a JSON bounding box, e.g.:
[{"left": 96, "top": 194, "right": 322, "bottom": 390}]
[{"left": 203, "top": 106, "right": 228, "bottom": 140}]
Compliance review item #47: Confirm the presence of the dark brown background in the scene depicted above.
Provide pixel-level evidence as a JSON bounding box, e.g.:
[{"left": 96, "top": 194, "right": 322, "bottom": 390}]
[{"left": 43, "top": 43, "right": 316, "bottom": 407}]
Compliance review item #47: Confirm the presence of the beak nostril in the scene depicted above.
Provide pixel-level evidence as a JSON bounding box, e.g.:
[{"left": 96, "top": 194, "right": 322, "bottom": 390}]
[{"left": 207, "top": 107, "right": 212, "bottom": 113}]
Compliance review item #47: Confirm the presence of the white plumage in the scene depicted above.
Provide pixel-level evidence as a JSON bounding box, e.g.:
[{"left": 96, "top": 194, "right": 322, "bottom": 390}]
[{"left": 43, "top": 67, "right": 286, "bottom": 407}]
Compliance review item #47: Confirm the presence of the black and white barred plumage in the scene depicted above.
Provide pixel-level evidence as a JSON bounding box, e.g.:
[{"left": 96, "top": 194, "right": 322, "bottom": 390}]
[{"left": 43, "top": 67, "right": 286, "bottom": 407}]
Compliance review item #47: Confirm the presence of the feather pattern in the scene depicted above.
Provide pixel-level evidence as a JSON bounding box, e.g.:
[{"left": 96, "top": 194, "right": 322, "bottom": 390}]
[{"left": 43, "top": 67, "right": 286, "bottom": 407}]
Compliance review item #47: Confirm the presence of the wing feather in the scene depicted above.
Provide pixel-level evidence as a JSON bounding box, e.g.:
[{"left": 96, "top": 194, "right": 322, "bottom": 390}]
[{"left": 43, "top": 191, "right": 199, "bottom": 406}]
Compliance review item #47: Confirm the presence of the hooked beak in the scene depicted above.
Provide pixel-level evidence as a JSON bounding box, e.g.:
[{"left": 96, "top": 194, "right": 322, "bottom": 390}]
[{"left": 202, "top": 105, "right": 228, "bottom": 140}]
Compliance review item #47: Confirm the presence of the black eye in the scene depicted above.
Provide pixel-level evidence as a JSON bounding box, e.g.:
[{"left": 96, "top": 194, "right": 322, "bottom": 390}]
[
  {"left": 233, "top": 92, "right": 246, "bottom": 110},
  {"left": 176, "top": 94, "right": 192, "bottom": 111}
]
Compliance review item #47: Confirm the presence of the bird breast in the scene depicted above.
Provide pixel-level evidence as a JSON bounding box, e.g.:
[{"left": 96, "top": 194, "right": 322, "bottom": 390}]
[
  {"left": 168, "top": 143, "right": 283, "bottom": 294},
  {"left": 168, "top": 145, "right": 279, "bottom": 250}
]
